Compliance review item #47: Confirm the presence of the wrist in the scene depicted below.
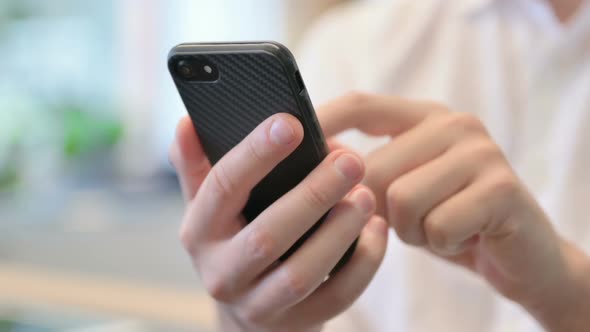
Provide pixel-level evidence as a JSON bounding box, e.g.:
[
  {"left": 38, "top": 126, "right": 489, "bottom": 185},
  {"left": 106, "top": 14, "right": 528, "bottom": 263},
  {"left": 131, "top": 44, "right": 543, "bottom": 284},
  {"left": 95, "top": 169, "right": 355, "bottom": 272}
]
[{"left": 524, "top": 240, "right": 590, "bottom": 332}]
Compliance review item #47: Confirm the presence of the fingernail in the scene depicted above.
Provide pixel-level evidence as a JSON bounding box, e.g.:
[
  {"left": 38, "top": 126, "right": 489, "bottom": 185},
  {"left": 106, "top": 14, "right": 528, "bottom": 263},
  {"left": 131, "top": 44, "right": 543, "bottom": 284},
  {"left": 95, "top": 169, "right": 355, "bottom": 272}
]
[
  {"left": 350, "top": 187, "right": 375, "bottom": 215},
  {"left": 270, "top": 118, "right": 295, "bottom": 145},
  {"left": 334, "top": 153, "right": 363, "bottom": 181}
]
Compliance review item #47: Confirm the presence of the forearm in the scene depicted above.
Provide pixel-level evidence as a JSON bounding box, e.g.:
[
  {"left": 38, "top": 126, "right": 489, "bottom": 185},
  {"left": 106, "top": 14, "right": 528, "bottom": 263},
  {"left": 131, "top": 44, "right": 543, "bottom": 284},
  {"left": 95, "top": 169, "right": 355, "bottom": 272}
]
[{"left": 524, "top": 241, "right": 590, "bottom": 332}]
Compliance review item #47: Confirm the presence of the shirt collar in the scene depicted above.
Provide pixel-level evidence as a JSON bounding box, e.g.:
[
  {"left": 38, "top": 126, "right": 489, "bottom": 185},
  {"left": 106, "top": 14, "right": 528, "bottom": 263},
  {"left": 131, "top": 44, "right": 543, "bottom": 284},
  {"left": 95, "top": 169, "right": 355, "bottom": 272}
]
[
  {"left": 463, "top": 0, "right": 590, "bottom": 19},
  {"left": 460, "top": 0, "right": 502, "bottom": 17}
]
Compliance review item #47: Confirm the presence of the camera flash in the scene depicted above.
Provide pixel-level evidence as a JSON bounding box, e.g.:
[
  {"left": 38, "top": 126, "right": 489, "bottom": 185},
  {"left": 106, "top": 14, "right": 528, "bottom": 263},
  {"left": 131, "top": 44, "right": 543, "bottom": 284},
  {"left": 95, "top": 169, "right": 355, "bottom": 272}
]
[{"left": 204, "top": 65, "right": 213, "bottom": 74}]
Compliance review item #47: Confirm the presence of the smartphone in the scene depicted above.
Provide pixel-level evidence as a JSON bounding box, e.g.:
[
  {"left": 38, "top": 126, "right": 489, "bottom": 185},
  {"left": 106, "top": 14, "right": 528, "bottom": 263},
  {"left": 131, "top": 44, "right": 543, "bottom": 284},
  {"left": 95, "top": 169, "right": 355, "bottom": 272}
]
[{"left": 168, "top": 41, "right": 355, "bottom": 270}]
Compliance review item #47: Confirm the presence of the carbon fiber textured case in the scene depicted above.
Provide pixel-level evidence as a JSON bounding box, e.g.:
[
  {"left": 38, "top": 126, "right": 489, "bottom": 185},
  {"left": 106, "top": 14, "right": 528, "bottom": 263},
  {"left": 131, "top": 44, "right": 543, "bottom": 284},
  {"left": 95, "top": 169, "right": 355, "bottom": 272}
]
[{"left": 169, "top": 42, "right": 355, "bottom": 269}]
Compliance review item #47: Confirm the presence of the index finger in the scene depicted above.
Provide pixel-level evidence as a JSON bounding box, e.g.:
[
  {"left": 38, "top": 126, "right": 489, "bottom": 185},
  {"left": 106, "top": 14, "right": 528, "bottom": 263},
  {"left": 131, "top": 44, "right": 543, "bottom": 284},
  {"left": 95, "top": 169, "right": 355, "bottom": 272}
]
[
  {"left": 317, "top": 92, "right": 442, "bottom": 138},
  {"left": 169, "top": 115, "right": 211, "bottom": 203}
]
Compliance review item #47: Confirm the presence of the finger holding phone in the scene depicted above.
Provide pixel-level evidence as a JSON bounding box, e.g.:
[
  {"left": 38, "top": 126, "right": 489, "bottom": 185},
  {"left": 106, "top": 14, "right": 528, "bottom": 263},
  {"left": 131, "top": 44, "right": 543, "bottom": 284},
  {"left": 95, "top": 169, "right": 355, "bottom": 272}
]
[{"left": 169, "top": 43, "right": 388, "bottom": 331}]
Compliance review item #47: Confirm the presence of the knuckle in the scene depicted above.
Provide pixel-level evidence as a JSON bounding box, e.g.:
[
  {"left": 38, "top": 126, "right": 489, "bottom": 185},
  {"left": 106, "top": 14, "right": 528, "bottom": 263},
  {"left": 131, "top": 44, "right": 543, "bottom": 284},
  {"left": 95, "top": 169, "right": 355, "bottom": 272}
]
[
  {"left": 246, "top": 134, "right": 266, "bottom": 163},
  {"left": 302, "top": 182, "right": 332, "bottom": 208},
  {"left": 202, "top": 272, "right": 231, "bottom": 301},
  {"left": 423, "top": 101, "right": 450, "bottom": 114},
  {"left": 470, "top": 139, "right": 503, "bottom": 161},
  {"left": 245, "top": 226, "right": 277, "bottom": 263},
  {"left": 208, "top": 164, "right": 236, "bottom": 201},
  {"left": 280, "top": 267, "right": 312, "bottom": 300},
  {"left": 489, "top": 170, "right": 520, "bottom": 197},
  {"left": 386, "top": 182, "right": 420, "bottom": 244},
  {"left": 386, "top": 181, "right": 415, "bottom": 224},
  {"left": 342, "top": 91, "right": 371, "bottom": 108},
  {"left": 178, "top": 224, "right": 196, "bottom": 256},
  {"left": 236, "top": 306, "right": 264, "bottom": 325},
  {"left": 424, "top": 214, "right": 449, "bottom": 252},
  {"left": 235, "top": 305, "right": 267, "bottom": 325},
  {"left": 446, "top": 113, "right": 486, "bottom": 133},
  {"left": 423, "top": 103, "right": 450, "bottom": 123}
]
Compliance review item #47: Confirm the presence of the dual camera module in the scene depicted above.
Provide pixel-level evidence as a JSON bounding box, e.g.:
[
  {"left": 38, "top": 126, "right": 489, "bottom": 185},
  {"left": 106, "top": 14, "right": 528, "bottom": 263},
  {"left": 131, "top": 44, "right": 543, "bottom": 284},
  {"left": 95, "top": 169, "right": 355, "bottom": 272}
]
[{"left": 174, "top": 59, "right": 219, "bottom": 82}]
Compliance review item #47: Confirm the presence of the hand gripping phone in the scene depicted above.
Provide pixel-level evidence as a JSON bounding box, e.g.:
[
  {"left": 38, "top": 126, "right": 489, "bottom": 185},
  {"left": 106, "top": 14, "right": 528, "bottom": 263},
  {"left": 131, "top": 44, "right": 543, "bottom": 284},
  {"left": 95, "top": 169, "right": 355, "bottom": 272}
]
[{"left": 168, "top": 41, "right": 355, "bottom": 270}]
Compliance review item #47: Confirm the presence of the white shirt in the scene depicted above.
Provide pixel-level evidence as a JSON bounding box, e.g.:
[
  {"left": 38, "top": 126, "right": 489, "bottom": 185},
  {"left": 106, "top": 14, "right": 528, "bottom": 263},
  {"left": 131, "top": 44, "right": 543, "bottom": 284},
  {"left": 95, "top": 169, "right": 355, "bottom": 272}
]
[{"left": 296, "top": 0, "right": 590, "bottom": 331}]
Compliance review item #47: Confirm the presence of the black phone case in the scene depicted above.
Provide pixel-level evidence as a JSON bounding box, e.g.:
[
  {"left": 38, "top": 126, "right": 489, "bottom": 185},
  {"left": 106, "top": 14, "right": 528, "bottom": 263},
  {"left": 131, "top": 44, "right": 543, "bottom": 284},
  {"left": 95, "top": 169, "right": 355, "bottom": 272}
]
[{"left": 168, "top": 42, "right": 355, "bottom": 270}]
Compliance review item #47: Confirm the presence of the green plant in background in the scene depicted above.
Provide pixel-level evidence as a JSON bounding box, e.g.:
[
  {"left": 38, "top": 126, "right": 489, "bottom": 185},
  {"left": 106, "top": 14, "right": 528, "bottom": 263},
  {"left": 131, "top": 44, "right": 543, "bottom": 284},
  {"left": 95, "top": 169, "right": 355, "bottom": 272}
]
[
  {"left": 0, "top": 319, "right": 15, "bottom": 332},
  {"left": 0, "top": 92, "right": 30, "bottom": 192},
  {"left": 0, "top": 2, "right": 41, "bottom": 192},
  {"left": 0, "top": 127, "right": 20, "bottom": 191},
  {"left": 0, "top": 0, "right": 36, "bottom": 193},
  {"left": 0, "top": 159, "right": 19, "bottom": 191},
  {"left": 0, "top": 100, "right": 124, "bottom": 192},
  {"left": 62, "top": 104, "right": 124, "bottom": 159},
  {"left": 0, "top": 0, "right": 37, "bottom": 34},
  {"left": 0, "top": 0, "right": 125, "bottom": 192},
  {"left": 0, "top": 2, "right": 34, "bottom": 19}
]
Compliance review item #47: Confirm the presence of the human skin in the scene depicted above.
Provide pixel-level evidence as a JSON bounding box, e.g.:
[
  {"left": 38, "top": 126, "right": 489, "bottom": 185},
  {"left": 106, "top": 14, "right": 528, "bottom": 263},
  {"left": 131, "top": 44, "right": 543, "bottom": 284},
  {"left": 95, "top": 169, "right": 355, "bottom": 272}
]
[
  {"left": 548, "top": 0, "right": 583, "bottom": 22},
  {"left": 170, "top": 112, "right": 388, "bottom": 332},
  {"left": 317, "top": 93, "right": 590, "bottom": 332},
  {"left": 170, "top": 92, "right": 590, "bottom": 332}
]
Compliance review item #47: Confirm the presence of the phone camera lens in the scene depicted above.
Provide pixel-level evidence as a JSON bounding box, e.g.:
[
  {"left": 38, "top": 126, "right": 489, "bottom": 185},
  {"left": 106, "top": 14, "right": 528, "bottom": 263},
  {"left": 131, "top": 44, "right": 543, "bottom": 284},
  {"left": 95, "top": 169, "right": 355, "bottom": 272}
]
[
  {"left": 176, "top": 60, "right": 194, "bottom": 78},
  {"left": 172, "top": 58, "right": 219, "bottom": 81}
]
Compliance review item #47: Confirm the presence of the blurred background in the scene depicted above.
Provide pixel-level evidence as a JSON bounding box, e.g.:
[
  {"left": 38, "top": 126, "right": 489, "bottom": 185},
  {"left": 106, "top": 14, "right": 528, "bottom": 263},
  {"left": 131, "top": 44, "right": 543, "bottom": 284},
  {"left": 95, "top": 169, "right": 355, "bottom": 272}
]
[{"left": 0, "top": 0, "right": 349, "bottom": 331}]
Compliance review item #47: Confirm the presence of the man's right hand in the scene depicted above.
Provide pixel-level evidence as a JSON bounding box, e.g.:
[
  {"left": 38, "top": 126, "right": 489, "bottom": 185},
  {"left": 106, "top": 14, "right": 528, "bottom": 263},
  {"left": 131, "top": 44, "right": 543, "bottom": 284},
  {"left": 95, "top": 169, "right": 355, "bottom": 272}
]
[{"left": 169, "top": 113, "right": 388, "bottom": 332}]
